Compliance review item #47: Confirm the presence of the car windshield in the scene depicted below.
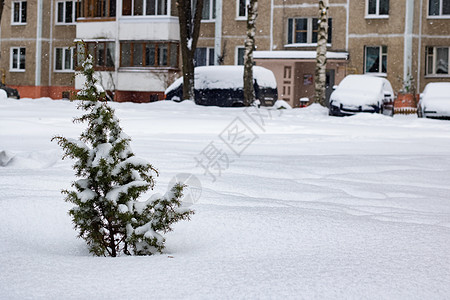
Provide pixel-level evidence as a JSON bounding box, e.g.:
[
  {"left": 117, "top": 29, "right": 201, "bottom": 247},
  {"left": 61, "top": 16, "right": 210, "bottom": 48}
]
[{"left": 338, "top": 76, "right": 383, "bottom": 94}]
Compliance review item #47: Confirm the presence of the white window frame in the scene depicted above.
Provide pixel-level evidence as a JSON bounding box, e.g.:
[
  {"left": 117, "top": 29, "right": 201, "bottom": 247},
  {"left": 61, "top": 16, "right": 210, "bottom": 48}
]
[
  {"left": 428, "top": 0, "right": 450, "bottom": 18},
  {"left": 364, "top": 45, "right": 388, "bottom": 75},
  {"left": 10, "top": 47, "right": 26, "bottom": 72},
  {"left": 56, "top": 0, "right": 76, "bottom": 24},
  {"left": 235, "top": 46, "right": 245, "bottom": 65},
  {"left": 11, "top": 1, "right": 27, "bottom": 25},
  {"left": 425, "top": 46, "right": 450, "bottom": 76},
  {"left": 285, "top": 17, "right": 332, "bottom": 47},
  {"left": 54, "top": 47, "right": 75, "bottom": 72},
  {"left": 122, "top": 0, "right": 170, "bottom": 17},
  {"left": 201, "top": 0, "right": 216, "bottom": 22},
  {"left": 365, "top": 0, "right": 389, "bottom": 19},
  {"left": 194, "top": 47, "right": 215, "bottom": 66},
  {"left": 236, "top": 0, "right": 249, "bottom": 20}
]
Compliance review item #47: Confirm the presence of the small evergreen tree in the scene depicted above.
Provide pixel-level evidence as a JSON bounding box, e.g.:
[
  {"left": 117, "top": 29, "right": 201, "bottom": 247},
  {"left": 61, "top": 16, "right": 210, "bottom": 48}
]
[{"left": 53, "top": 53, "right": 193, "bottom": 257}]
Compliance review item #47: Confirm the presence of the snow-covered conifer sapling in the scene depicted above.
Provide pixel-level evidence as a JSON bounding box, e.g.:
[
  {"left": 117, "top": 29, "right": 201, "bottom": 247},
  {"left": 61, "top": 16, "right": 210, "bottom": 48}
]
[{"left": 52, "top": 51, "right": 193, "bottom": 257}]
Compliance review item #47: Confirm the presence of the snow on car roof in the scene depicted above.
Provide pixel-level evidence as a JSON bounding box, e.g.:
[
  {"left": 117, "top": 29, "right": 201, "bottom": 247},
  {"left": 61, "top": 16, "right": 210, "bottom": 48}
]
[
  {"left": 423, "top": 82, "right": 450, "bottom": 97},
  {"left": 165, "top": 66, "right": 277, "bottom": 94},
  {"left": 338, "top": 75, "right": 385, "bottom": 93}
]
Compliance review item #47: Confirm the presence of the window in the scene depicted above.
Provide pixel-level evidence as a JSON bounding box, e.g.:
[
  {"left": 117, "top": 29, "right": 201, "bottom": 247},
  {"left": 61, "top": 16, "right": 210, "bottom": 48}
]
[
  {"left": 10, "top": 47, "right": 26, "bottom": 71},
  {"left": 429, "top": 0, "right": 450, "bottom": 16},
  {"left": 367, "top": 0, "right": 389, "bottom": 16},
  {"left": 122, "top": 0, "right": 168, "bottom": 16},
  {"left": 77, "top": 41, "right": 115, "bottom": 70},
  {"left": 237, "top": 0, "right": 248, "bottom": 18},
  {"left": 236, "top": 47, "right": 245, "bottom": 65},
  {"left": 202, "top": 0, "right": 216, "bottom": 20},
  {"left": 365, "top": 46, "right": 387, "bottom": 74},
  {"left": 12, "top": 1, "right": 27, "bottom": 24},
  {"left": 120, "top": 41, "right": 178, "bottom": 68},
  {"left": 287, "top": 18, "right": 332, "bottom": 45},
  {"left": 426, "top": 46, "right": 449, "bottom": 75},
  {"left": 57, "top": 1, "right": 77, "bottom": 24},
  {"left": 194, "top": 47, "right": 215, "bottom": 66},
  {"left": 78, "top": 0, "right": 116, "bottom": 18},
  {"left": 55, "top": 47, "right": 75, "bottom": 71}
]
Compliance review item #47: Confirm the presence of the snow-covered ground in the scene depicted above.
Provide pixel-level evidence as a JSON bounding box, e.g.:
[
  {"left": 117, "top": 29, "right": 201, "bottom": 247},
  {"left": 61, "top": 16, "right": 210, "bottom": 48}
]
[{"left": 1, "top": 98, "right": 450, "bottom": 299}]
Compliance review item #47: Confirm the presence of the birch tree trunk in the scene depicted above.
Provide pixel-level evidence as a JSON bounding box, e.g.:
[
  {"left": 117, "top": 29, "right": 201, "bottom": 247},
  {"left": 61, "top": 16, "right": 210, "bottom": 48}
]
[
  {"left": 177, "top": 0, "right": 204, "bottom": 100},
  {"left": 0, "top": 1, "right": 4, "bottom": 22},
  {"left": 0, "top": 1, "right": 5, "bottom": 69},
  {"left": 314, "top": 0, "right": 329, "bottom": 107},
  {"left": 243, "top": 0, "right": 258, "bottom": 106}
]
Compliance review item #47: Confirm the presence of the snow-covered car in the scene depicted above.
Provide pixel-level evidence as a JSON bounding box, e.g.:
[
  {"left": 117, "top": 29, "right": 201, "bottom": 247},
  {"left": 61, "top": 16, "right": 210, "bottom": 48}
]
[
  {"left": 329, "top": 75, "right": 394, "bottom": 117},
  {"left": 0, "top": 83, "right": 20, "bottom": 99},
  {"left": 417, "top": 82, "right": 450, "bottom": 119},
  {"left": 164, "top": 66, "right": 278, "bottom": 107}
]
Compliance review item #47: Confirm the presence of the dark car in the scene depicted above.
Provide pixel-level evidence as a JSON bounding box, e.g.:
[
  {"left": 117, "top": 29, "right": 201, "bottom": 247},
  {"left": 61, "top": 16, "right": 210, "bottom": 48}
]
[
  {"left": 0, "top": 83, "right": 20, "bottom": 99},
  {"left": 329, "top": 75, "right": 394, "bottom": 117},
  {"left": 165, "top": 66, "right": 278, "bottom": 107}
]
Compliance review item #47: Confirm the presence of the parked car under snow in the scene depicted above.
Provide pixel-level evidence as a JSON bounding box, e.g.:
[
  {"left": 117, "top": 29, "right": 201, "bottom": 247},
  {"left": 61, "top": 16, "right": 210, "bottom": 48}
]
[
  {"left": 164, "top": 66, "right": 278, "bottom": 107},
  {"left": 417, "top": 82, "right": 450, "bottom": 119},
  {"left": 0, "top": 83, "right": 20, "bottom": 99},
  {"left": 328, "top": 75, "right": 394, "bottom": 117}
]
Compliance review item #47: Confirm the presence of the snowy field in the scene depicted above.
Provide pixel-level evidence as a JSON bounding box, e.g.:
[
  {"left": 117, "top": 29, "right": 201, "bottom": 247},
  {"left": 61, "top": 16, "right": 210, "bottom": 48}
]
[{"left": 1, "top": 98, "right": 450, "bottom": 299}]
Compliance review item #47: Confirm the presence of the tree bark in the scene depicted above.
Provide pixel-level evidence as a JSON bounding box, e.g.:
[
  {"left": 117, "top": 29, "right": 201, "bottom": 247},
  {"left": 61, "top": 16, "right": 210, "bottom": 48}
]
[
  {"left": 314, "top": 0, "right": 329, "bottom": 107},
  {"left": 177, "top": 0, "right": 204, "bottom": 101},
  {"left": 0, "top": 1, "right": 4, "bottom": 23},
  {"left": 243, "top": 0, "right": 258, "bottom": 106}
]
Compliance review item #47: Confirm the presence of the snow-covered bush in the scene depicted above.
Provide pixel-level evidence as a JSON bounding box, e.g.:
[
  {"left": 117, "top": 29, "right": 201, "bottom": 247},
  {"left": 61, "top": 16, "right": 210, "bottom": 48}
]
[{"left": 53, "top": 53, "right": 193, "bottom": 257}]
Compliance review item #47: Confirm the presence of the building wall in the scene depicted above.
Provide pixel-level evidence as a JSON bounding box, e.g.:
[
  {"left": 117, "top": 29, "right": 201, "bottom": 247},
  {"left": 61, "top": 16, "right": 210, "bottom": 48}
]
[
  {"left": 1, "top": 0, "right": 449, "bottom": 101},
  {"left": 51, "top": 3, "right": 77, "bottom": 90},
  {"left": 197, "top": 0, "right": 272, "bottom": 65},
  {"left": 347, "top": 0, "right": 450, "bottom": 94},
  {"left": 418, "top": 0, "right": 450, "bottom": 92},
  {"left": 271, "top": 0, "right": 347, "bottom": 52},
  {"left": 262, "top": 0, "right": 349, "bottom": 106},
  {"left": 256, "top": 58, "right": 347, "bottom": 107},
  {"left": 0, "top": 0, "right": 76, "bottom": 98},
  {"left": 347, "top": 0, "right": 405, "bottom": 92}
]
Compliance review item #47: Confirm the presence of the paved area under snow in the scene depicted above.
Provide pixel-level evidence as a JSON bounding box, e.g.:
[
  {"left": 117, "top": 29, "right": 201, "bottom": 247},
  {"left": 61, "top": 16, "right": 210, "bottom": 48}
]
[{"left": 0, "top": 98, "right": 449, "bottom": 299}]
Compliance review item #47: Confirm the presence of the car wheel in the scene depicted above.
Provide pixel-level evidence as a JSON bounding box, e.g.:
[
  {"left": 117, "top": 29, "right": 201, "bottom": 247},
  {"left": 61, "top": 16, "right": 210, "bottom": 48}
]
[{"left": 417, "top": 106, "right": 423, "bottom": 118}]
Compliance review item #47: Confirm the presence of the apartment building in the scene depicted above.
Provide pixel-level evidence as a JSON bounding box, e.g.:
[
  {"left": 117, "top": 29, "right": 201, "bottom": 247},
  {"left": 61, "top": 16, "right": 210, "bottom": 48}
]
[
  {"left": 0, "top": 0, "right": 180, "bottom": 101},
  {"left": 74, "top": 0, "right": 180, "bottom": 102},
  {"left": 0, "top": 0, "right": 77, "bottom": 98},
  {"left": 0, "top": 0, "right": 449, "bottom": 104},
  {"left": 347, "top": 0, "right": 450, "bottom": 96},
  {"left": 250, "top": 0, "right": 450, "bottom": 107},
  {"left": 252, "top": 0, "right": 349, "bottom": 107}
]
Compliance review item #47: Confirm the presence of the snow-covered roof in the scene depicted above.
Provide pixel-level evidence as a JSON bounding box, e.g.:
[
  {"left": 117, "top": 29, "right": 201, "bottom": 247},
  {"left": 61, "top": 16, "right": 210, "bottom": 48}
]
[{"left": 253, "top": 51, "right": 349, "bottom": 60}]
